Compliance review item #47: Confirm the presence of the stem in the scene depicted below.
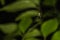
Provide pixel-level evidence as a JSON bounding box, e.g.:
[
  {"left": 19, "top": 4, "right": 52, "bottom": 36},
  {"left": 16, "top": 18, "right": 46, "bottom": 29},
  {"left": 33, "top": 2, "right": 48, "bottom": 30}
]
[
  {"left": 22, "top": 22, "right": 40, "bottom": 40},
  {"left": 28, "top": 22, "right": 40, "bottom": 32}
]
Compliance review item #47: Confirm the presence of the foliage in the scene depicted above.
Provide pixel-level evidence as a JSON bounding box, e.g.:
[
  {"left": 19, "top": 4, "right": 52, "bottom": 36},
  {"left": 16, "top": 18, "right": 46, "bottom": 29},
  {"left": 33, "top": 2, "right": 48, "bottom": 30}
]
[{"left": 0, "top": 0, "right": 60, "bottom": 40}]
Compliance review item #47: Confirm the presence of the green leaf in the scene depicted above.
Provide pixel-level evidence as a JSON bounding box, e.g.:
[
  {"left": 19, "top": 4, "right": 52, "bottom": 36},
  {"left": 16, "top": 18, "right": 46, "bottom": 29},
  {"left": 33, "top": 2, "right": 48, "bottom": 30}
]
[
  {"left": 24, "top": 29, "right": 41, "bottom": 39},
  {"left": 25, "top": 38, "right": 39, "bottom": 40},
  {"left": 0, "top": 0, "right": 5, "bottom": 5},
  {"left": 14, "top": 30, "right": 23, "bottom": 36},
  {"left": 41, "top": 18, "right": 58, "bottom": 37},
  {"left": 20, "top": 0, "right": 39, "bottom": 5},
  {"left": 0, "top": 23, "right": 17, "bottom": 34},
  {"left": 15, "top": 10, "right": 39, "bottom": 21},
  {"left": 35, "top": 17, "right": 41, "bottom": 23},
  {"left": 43, "top": 0, "right": 56, "bottom": 6},
  {"left": 0, "top": 0, "right": 36, "bottom": 12},
  {"left": 31, "top": 0, "right": 39, "bottom": 5},
  {"left": 51, "top": 31, "right": 60, "bottom": 40},
  {"left": 18, "top": 18, "right": 32, "bottom": 33}
]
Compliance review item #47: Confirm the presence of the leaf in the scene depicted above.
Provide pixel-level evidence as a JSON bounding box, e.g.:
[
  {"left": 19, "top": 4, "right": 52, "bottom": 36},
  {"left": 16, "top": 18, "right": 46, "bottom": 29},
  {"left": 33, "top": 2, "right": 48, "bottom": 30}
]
[
  {"left": 51, "top": 31, "right": 60, "bottom": 40},
  {"left": 20, "top": 0, "right": 39, "bottom": 5},
  {"left": 15, "top": 10, "right": 39, "bottom": 21},
  {"left": 0, "top": 0, "right": 36, "bottom": 12},
  {"left": 43, "top": 0, "right": 56, "bottom": 6},
  {"left": 35, "top": 17, "right": 41, "bottom": 23},
  {"left": 24, "top": 29, "right": 41, "bottom": 39},
  {"left": 41, "top": 18, "right": 58, "bottom": 37},
  {"left": 0, "top": 23, "right": 17, "bottom": 34},
  {"left": 25, "top": 38, "right": 39, "bottom": 40},
  {"left": 14, "top": 30, "right": 23, "bottom": 36},
  {"left": 18, "top": 18, "right": 32, "bottom": 33},
  {"left": 31, "top": 0, "right": 39, "bottom": 5},
  {"left": 0, "top": 0, "right": 5, "bottom": 5}
]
